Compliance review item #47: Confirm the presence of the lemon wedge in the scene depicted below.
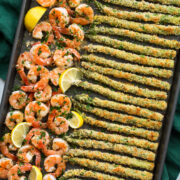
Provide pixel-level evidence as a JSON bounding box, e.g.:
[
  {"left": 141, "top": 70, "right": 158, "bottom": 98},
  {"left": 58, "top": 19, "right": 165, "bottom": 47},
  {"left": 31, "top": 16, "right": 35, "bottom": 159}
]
[
  {"left": 24, "top": 6, "right": 47, "bottom": 32},
  {"left": 68, "top": 111, "right": 84, "bottom": 129},
  {"left": 28, "top": 166, "right": 42, "bottom": 180},
  {"left": 59, "top": 68, "right": 82, "bottom": 93},
  {"left": 11, "top": 122, "right": 31, "bottom": 148}
]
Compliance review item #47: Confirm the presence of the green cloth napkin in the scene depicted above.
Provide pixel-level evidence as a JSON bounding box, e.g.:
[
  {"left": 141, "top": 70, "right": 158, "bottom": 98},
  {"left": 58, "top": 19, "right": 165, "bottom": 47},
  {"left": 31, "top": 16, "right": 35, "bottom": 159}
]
[{"left": 0, "top": 0, "right": 180, "bottom": 179}]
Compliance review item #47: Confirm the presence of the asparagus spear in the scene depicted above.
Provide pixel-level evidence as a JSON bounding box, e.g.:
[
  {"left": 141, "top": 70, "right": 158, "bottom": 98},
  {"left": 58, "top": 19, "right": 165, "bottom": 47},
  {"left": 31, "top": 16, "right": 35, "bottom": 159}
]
[
  {"left": 82, "top": 115, "right": 159, "bottom": 144},
  {"left": 60, "top": 169, "right": 122, "bottom": 180},
  {"left": 81, "top": 61, "right": 170, "bottom": 90},
  {"left": 95, "top": 0, "right": 180, "bottom": 25},
  {"left": 83, "top": 44, "right": 174, "bottom": 68},
  {"left": 145, "top": 0, "right": 180, "bottom": 6},
  {"left": 94, "top": 15, "right": 180, "bottom": 35},
  {"left": 96, "top": 0, "right": 180, "bottom": 16},
  {"left": 75, "top": 94, "right": 163, "bottom": 121},
  {"left": 72, "top": 99, "right": 162, "bottom": 130},
  {"left": 81, "top": 54, "right": 173, "bottom": 78},
  {"left": 75, "top": 81, "right": 167, "bottom": 110},
  {"left": 67, "top": 149, "right": 154, "bottom": 171},
  {"left": 65, "top": 157, "right": 153, "bottom": 179},
  {"left": 65, "top": 138, "right": 156, "bottom": 161},
  {"left": 81, "top": 68, "right": 167, "bottom": 100},
  {"left": 86, "top": 34, "right": 176, "bottom": 59}
]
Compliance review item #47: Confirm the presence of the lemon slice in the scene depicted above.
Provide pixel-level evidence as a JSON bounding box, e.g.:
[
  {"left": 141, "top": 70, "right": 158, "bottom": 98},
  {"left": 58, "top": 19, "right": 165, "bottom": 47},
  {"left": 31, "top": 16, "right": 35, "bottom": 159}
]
[
  {"left": 68, "top": 111, "right": 84, "bottom": 129},
  {"left": 24, "top": 6, "right": 47, "bottom": 32},
  {"left": 59, "top": 68, "right": 82, "bottom": 93},
  {"left": 11, "top": 122, "right": 31, "bottom": 148},
  {"left": 28, "top": 166, "right": 42, "bottom": 180}
]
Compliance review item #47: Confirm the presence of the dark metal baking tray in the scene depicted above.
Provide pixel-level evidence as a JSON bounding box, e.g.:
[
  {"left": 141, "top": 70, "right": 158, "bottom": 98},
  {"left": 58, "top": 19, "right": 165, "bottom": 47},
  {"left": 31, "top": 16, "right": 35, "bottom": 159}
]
[{"left": 0, "top": 0, "right": 180, "bottom": 179}]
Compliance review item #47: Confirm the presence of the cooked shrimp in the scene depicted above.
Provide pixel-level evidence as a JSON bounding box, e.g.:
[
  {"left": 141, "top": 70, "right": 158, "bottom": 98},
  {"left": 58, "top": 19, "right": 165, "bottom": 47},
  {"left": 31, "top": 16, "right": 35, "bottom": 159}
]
[
  {"left": 52, "top": 138, "right": 69, "bottom": 154},
  {"left": 17, "top": 145, "right": 41, "bottom": 168},
  {"left": 68, "top": 0, "right": 81, "bottom": 8},
  {"left": 0, "top": 134, "right": 17, "bottom": 161},
  {"left": 36, "top": 0, "right": 56, "bottom": 7},
  {"left": 5, "top": 111, "right": 24, "bottom": 130},
  {"left": 8, "top": 163, "right": 32, "bottom": 180},
  {"left": 33, "top": 22, "right": 54, "bottom": 45},
  {"left": 53, "top": 48, "right": 80, "bottom": 68},
  {"left": 53, "top": 23, "right": 84, "bottom": 48},
  {"left": 70, "top": 4, "right": 94, "bottom": 25},
  {"left": 34, "top": 85, "right": 52, "bottom": 102},
  {"left": 43, "top": 174, "right": 56, "bottom": 180},
  {"left": 50, "top": 68, "right": 65, "bottom": 86},
  {"left": 51, "top": 94, "right": 72, "bottom": 116},
  {"left": 25, "top": 101, "right": 49, "bottom": 128},
  {"left": 0, "top": 158, "right": 13, "bottom": 179},
  {"left": 44, "top": 155, "right": 66, "bottom": 177},
  {"left": 9, "top": 91, "right": 27, "bottom": 109},
  {"left": 16, "top": 52, "right": 34, "bottom": 85},
  {"left": 48, "top": 115, "right": 69, "bottom": 135},
  {"left": 30, "top": 44, "right": 52, "bottom": 66},
  {"left": 21, "top": 65, "right": 49, "bottom": 92},
  {"left": 49, "top": 7, "right": 70, "bottom": 28}
]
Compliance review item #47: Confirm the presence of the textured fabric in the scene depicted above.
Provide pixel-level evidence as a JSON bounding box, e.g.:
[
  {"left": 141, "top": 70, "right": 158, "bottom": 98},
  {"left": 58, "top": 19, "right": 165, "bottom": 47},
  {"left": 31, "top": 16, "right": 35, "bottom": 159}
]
[{"left": 0, "top": 0, "right": 180, "bottom": 179}]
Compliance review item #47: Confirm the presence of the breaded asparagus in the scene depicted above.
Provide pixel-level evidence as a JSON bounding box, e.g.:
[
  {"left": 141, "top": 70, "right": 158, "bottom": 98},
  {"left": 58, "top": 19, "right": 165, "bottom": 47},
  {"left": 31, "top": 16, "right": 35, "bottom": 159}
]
[
  {"left": 75, "top": 94, "right": 163, "bottom": 121},
  {"left": 65, "top": 157, "right": 153, "bottom": 179},
  {"left": 94, "top": 15, "right": 180, "bottom": 35},
  {"left": 67, "top": 149, "right": 154, "bottom": 171},
  {"left": 95, "top": 0, "right": 180, "bottom": 25},
  {"left": 81, "top": 68, "right": 167, "bottom": 100},
  {"left": 83, "top": 44, "right": 174, "bottom": 68},
  {"left": 75, "top": 81, "right": 167, "bottom": 110},
  {"left": 145, "top": 0, "right": 180, "bottom": 6},
  {"left": 81, "top": 54, "right": 173, "bottom": 78},
  {"left": 97, "top": 0, "right": 180, "bottom": 16},
  {"left": 81, "top": 61, "right": 170, "bottom": 90},
  {"left": 86, "top": 34, "right": 176, "bottom": 59},
  {"left": 65, "top": 138, "right": 156, "bottom": 161}
]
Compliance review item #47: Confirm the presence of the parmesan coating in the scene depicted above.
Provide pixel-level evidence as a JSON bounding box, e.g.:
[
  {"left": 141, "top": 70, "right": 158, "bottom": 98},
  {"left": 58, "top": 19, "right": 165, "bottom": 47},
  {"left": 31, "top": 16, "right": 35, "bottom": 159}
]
[
  {"left": 65, "top": 157, "right": 153, "bottom": 179},
  {"left": 95, "top": 0, "right": 180, "bottom": 25},
  {"left": 67, "top": 149, "right": 155, "bottom": 171},
  {"left": 75, "top": 94, "right": 164, "bottom": 121},
  {"left": 81, "top": 68, "right": 167, "bottom": 100},
  {"left": 81, "top": 54, "right": 173, "bottom": 78},
  {"left": 86, "top": 34, "right": 176, "bottom": 59},
  {"left": 84, "top": 44, "right": 174, "bottom": 68},
  {"left": 65, "top": 138, "right": 156, "bottom": 161},
  {"left": 72, "top": 99, "right": 162, "bottom": 130},
  {"left": 145, "top": 0, "right": 180, "bottom": 6},
  {"left": 75, "top": 81, "right": 167, "bottom": 110},
  {"left": 97, "top": 0, "right": 180, "bottom": 16},
  {"left": 94, "top": 15, "right": 180, "bottom": 35},
  {"left": 81, "top": 61, "right": 171, "bottom": 90}
]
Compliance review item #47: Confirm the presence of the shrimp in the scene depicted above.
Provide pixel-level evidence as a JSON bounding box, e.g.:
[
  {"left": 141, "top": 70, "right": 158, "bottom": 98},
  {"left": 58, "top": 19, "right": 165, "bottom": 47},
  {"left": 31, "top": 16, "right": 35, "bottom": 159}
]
[
  {"left": 50, "top": 68, "right": 65, "bottom": 86},
  {"left": 0, "top": 158, "right": 13, "bottom": 179},
  {"left": 16, "top": 52, "right": 34, "bottom": 85},
  {"left": 34, "top": 85, "right": 52, "bottom": 102},
  {"left": 43, "top": 174, "right": 56, "bottom": 180},
  {"left": 30, "top": 44, "right": 52, "bottom": 66},
  {"left": 0, "top": 133, "right": 17, "bottom": 161},
  {"left": 36, "top": 0, "right": 56, "bottom": 7},
  {"left": 68, "top": 0, "right": 81, "bottom": 8},
  {"left": 17, "top": 145, "right": 41, "bottom": 168},
  {"left": 49, "top": 7, "right": 70, "bottom": 28},
  {"left": 44, "top": 155, "right": 66, "bottom": 177},
  {"left": 53, "top": 23, "right": 84, "bottom": 48},
  {"left": 25, "top": 101, "right": 49, "bottom": 128},
  {"left": 53, "top": 48, "right": 80, "bottom": 68},
  {"left": 21, "top": 65, "right": 50, "bottom": 92},
  {"left": 47, "top": 115, "right": 69, "bottom": 135},
  {"left": 33, "top": 22, "right": 54, "bottom": 45},
  {"left": 9, "top": 91, "right": 27, "bottom": 110},
  {"left": 70, "top": 4, "right": 94, "bottom": 25},
  {"left": 57, "top": 0, "right": 74, "bottom": 15},
  {"left": 8, "top": 163, "right": 32, "bottom": 180},
  {"left": 5, "top": 111, "right": 24, "bottom": 130},
  {"left": 51, "top": 94, "right": 72, "bottom": 116}
]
